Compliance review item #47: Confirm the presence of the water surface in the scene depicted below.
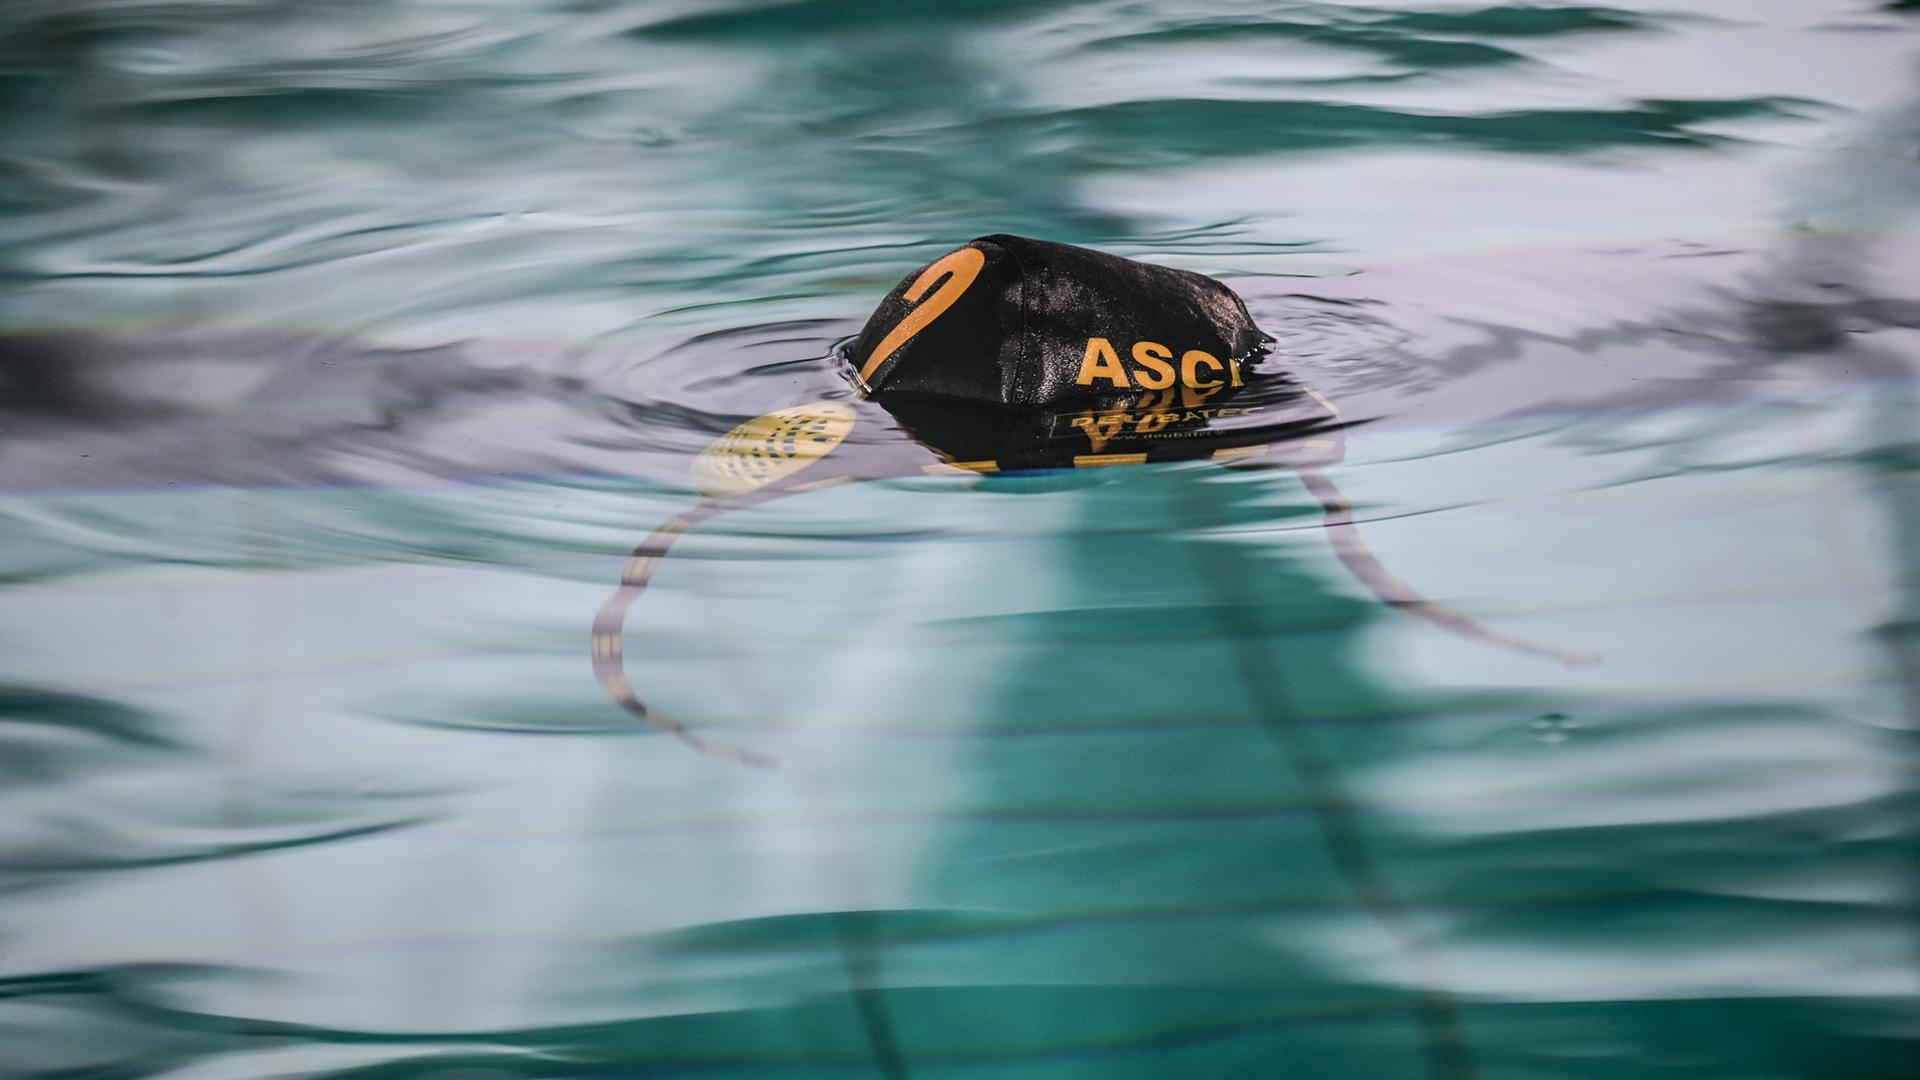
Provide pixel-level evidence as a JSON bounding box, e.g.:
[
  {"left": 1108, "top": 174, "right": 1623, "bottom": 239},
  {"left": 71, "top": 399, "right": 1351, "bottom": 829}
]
[{"left": 2, "top": 2, "right": 1918, "bottom": 1078}]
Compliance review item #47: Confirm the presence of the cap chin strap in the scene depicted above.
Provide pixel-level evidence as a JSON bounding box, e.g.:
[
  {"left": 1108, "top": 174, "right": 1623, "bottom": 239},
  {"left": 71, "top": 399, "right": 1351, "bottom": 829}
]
[
  {"left": 1298, "top": 469, "right": 1598, "bottom": 667},
  {"left": 591, "top": 505, "right": 775, "bottom": 767},
  {"left": 593, "top": 392, "right": 1593, "bottom": 766},
  {"left": 592, "top": 404, "right": 857, "bottom": 767},
  {"left": 1289, "top": 386, "right": 1596, "bottom": 667}
]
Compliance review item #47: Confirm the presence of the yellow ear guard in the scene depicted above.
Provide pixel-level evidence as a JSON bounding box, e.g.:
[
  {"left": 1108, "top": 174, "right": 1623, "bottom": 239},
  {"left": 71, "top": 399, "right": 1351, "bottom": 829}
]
[{"left": 689, "top": 403, "right": 858, "bottom": 498}]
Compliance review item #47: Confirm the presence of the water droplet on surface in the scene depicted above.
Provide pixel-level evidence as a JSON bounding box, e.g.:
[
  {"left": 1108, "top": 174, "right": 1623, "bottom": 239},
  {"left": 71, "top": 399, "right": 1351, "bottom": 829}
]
[{"left": 1532, "top": 713, "right": 1577, "bottom": 744}]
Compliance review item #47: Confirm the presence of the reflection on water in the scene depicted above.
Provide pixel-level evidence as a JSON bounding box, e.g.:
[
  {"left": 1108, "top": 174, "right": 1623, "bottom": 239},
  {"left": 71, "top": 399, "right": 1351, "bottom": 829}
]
[{"left": 2, "top": 2, "right": 1919, "bottom": 1078}]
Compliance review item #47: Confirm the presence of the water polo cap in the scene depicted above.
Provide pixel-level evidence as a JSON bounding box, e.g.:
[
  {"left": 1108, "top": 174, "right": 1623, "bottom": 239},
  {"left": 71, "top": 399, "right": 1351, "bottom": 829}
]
[
  {"left": 840, "top": 235, "right": 1336, "bottom": 472},
  {"left": 845, "top": 234, "right": 1271, "bottom": 405}
]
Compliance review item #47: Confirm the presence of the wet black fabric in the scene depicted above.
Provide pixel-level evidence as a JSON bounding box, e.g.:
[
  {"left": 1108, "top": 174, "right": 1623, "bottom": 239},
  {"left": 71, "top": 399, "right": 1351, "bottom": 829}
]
[
  {"left": 850, "top": 234, "right": 1269, "bottom": 406},
  {"left": 846, "top": 235, "right": 1345, "bottom": 472}
]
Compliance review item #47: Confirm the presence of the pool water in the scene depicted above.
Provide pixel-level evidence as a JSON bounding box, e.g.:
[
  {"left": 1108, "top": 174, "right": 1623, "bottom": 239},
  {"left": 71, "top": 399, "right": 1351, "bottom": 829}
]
[{"left": 2, "top": 3, "right": 1917, "bottom": 1078}]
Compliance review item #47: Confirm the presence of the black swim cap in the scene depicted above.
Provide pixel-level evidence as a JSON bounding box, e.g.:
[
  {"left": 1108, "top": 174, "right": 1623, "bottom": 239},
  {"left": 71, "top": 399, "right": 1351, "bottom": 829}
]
[
  {"left": 847, "top": 234, "right": 1270, "bottom": 405},
  {"left": 841, "top": 235, "right": 1340, "bottom": 473}
]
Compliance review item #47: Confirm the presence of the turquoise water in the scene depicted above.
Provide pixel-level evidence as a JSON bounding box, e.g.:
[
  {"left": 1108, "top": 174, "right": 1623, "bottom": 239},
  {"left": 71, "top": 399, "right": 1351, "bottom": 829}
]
[{"left": 3, "top": 2, "right": 1919, "bottom": 1078}]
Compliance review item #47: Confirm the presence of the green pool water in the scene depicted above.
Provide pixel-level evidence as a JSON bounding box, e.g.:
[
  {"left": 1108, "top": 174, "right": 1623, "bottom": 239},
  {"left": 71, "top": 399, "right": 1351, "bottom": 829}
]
[{"left": 2, "top": 3, "right": 1917, "bottom": 1078}]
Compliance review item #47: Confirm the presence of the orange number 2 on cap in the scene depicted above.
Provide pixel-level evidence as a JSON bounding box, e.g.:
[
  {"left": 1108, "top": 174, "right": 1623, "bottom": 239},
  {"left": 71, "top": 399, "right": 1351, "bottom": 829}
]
[{"left": 859, "top": 246, "right": 985, "bottom": 383}]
